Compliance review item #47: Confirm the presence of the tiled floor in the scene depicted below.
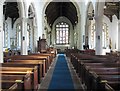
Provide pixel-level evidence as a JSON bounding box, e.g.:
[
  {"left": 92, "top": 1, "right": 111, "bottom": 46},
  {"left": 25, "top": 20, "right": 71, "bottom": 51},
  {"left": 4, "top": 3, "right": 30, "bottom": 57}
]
[{"left": 38, "top": 54, "right": 84, "bottom": 91}]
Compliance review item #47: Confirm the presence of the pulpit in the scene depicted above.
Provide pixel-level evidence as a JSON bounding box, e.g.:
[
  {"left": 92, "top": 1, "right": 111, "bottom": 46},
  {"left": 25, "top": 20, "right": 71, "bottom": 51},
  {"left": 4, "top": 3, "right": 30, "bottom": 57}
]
[{"left": 37, "top": 37, "right": 47, "bottom": 53}]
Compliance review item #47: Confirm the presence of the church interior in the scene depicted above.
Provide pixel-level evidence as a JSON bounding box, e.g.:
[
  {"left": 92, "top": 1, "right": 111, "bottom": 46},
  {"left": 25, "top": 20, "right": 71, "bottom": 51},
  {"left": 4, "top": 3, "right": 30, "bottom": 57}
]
[{"left": 0, "top": 0, "right": 120, "bottom": 90}]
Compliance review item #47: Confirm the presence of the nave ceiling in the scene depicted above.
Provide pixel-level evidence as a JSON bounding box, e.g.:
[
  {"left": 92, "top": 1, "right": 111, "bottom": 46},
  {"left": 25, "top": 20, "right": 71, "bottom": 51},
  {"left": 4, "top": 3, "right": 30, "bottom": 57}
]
[
  {"left": 104, "top": 2, "right": 120, "bottom": 22},
  {"left": 3, "top": 2, "right": 19, "bottom": 28},
  {"left": 45, "top": 1, "right": 78, "bottom": 27}
]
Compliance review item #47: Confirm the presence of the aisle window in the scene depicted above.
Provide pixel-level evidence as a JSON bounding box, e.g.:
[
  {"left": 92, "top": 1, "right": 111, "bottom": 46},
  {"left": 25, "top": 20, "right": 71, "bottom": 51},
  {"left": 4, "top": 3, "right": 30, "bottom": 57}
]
[
  {"left": 91, "top": 23, "right": 95, "bottom": 49},
  {"left": 16, "top": 23, "right": 21, "bottom": 47},
  {"left": 56, "top": 22, "right": 69, "bottom": 44},
  {"left": 102, "top": 23, "right": 109, "bottom": 48},
  {"left": 27, "top": 24, "right": 30, "bottom": 48},
  {"left": 3, "top": 22, "right": 8, "bottom": 47},
  {"left": 90, "top": 23, "right": 109, "bottom": 49}
]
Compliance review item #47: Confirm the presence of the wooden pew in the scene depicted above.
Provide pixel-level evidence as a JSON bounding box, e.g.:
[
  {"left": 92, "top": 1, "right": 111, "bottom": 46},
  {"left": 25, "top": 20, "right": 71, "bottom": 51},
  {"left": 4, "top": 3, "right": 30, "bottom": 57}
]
[
  {"left": 71, "top": 53, "right": 108, "bottom": 74},
  {"left": 89, "top": 72, "right": 120, "bottom": 91},
  {"left": 47, "top": 47, "right": 57, "bottom": 57},
  {"left": 29, "top": 54, "right": 51, "bottom": 68},
  {"left": 82, "top": 63, "right": 120, "bottom": 91},
  {"left": 88, "top": 67, "right": 119, "bottom": 75},
  {"left": 0, "top": 71, "right": 34, "bottom": 91},
  {"left": 29, "top": 53, "right": 54, "bottom": 65},
  {"left": 2, "top": 59, "right": 44, "bottom": 82},
  {"left": 70, "top": 53, "right": 119, "bottom": 91},
  {"left": 4, "top": 55, "right": 49, "bottom": 73},
  {"left": 78, "top": 59, "right": 119, "bottom": 71},
  {"left": 2, "top": 53, "right": 55, "bottom": 90},
  {"left": 79, "top": 66, "right": 119, "bottom": 91},
  {"left": 0, "top": 66, "right": 38, "bottom": 90},
  {"left": 104, "top": 63, "right": 120, "bottom": 67},
  {"left": 83, "top": 63, "right": 120, "bottom": 71},
  {"left": 6, "top": 59, "right": 46, "bottom": 77},
  {"left": 1, "top": 74, "right": 32, "bottom": 91},
  {"left": 1, "top": 80, "right": 25, "bottom": 91},
  {"left": 72, "top": 53, "right": 117, "bottom": 76},
  {"left": 65, "top": 49, "right": 79, "bottom": 57}
]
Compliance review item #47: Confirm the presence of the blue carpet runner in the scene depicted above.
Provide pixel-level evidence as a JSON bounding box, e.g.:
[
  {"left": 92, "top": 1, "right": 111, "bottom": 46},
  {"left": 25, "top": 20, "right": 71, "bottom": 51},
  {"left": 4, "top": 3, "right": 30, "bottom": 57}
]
[{"left": 48, "top": 54, "right": 75, "bottom": 91}]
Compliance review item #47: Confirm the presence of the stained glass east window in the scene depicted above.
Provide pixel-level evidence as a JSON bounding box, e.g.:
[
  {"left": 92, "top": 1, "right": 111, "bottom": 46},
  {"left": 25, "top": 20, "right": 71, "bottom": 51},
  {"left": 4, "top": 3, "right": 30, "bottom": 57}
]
[{"left": 55, "top": 22, "right": 69, "bottom": 44}]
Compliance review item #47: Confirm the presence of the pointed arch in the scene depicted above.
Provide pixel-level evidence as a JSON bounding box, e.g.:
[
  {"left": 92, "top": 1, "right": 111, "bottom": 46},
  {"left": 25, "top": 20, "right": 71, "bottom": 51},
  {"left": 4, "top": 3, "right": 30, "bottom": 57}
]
[
  {"left": 42, "top": 0, "right": 81, "bottom": 48},
  {"left": 85, "top": 1, "right": 94, "bottom": 49},
  {"left": 42, "top": 0, "right": 80, "bottom": 28},
  {"left": 27, "top": 3, "right": 37, "bottom": 52}
]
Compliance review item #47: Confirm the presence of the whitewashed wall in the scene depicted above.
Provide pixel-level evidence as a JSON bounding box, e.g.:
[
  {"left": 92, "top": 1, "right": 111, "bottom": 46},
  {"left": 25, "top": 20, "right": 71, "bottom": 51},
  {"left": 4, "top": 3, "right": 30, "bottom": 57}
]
[{"left": 110, "top": 15, "right": 118, "bottom": 50}]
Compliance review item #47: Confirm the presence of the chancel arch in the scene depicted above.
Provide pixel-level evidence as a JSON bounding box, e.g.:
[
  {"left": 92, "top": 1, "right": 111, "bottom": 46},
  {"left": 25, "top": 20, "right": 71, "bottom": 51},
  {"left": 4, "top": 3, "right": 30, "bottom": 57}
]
[
  {"left": 52, "top": 16, "right": 73, "bottom": 52},
  {"left": 43, "top": 0, "right": 81, "bottom": 51}
]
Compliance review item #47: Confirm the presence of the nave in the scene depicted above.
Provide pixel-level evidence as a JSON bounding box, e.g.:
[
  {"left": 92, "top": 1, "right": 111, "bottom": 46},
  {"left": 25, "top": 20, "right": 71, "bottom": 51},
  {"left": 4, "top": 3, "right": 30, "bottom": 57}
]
[
  {"left": 1, "top": 50, "right": 84, "bottom": 91},
  {"left": 0, "top": 0, "right": 120, "bottom": 91},
  {"left": 1, "top": 48, "right": 120, "bottom": 91}
]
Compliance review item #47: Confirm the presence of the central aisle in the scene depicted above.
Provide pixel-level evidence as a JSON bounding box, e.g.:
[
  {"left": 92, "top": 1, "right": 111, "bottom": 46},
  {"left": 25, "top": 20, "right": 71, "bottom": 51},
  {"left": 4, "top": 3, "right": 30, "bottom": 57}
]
[
  {"left": 48, "top": 54, "right": 74, "bottom": 90},
  {"left": 38, "top": 53, "right": 84, "bottom": 91}
]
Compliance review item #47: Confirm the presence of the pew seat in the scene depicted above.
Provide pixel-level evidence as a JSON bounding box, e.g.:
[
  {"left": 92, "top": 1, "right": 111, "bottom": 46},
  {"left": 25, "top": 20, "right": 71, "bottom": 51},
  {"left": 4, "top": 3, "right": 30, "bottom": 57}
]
[
  {"left": 6, "top": 59, "right": 46, "bottom": 77},
  {"left": 1, "top": 80, "right": 25, "bottom": 91},
  {"left": 0, "top": 67, "right": 38, "bottom": 90},
  {"left": 2, "top": 74, "right": 32, "bottom": 90},
  {"left": 4, "top": 55, "right": 49, "bottom": 73}
]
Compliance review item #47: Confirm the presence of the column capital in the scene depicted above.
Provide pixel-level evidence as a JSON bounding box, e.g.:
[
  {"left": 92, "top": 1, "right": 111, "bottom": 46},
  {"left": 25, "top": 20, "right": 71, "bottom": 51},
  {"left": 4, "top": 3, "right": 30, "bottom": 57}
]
[
  {"left": 118, "top": 20, "right": 120, "bottom": 51},
  {"left": 118, "top": 20, "right": 120, "bottom": 28},
  {"left": 118, "top": 20, "right": 120, "bottom": 23},
  {"left": 20, "top": 17, "right": 28, "bottom": 22}
]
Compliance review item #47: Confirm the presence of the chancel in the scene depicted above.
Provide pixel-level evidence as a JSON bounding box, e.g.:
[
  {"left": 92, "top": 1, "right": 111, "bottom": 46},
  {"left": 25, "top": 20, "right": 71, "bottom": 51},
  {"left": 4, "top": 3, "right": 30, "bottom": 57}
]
[{"left": 0, "top": 0, "right": 120, "bottom": 90}]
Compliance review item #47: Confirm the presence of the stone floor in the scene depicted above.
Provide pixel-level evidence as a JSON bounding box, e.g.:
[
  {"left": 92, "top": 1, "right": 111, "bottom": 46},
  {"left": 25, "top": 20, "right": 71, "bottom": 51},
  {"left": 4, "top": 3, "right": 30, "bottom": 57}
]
[{"left": 38, "top": 54, "right": 85, "bottom": 91}]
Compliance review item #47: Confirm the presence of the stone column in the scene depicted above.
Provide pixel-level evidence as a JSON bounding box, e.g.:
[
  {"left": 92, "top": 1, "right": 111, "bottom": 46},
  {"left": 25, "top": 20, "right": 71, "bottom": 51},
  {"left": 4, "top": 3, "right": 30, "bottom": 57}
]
[
  {"left": 76, "top": 23, "right": 79, "bottom": 49},
  {"left": 85, "top": 18, "right": 89, "bottom": 45},
  {"left": 95, "top": 2, "right": 104, "bottom": 55},
  {"left": 85, "top": 25, "right": 89, "bottom": 45},
  {"left": 30, "top": 25, "right": 34, "bottom": 53},
  {"left": 85, "top": 18, "right": 89, "bottom": 49},
  {"left": 118, "top": 20, "right": 120, "bottom": 51},
  {"left": 0, "top": 2, "right": 3, "bottom": 63},
  {"left": 79, "top": 14, "right": 85, "bottom": 50},
  {"left": 21, "top": 17, "right": 28, "bottom": 55},
  {"left": 95, "top": 16, "right": 103, "bottom": 55},
  {"left": 0, "top": 1, "right": 3, "bottom": 90}
]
